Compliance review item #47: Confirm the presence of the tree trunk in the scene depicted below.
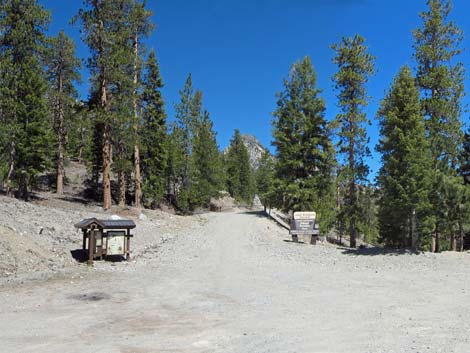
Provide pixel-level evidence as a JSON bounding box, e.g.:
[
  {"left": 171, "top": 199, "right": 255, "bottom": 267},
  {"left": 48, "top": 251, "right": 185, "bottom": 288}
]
[
  {"left": 18, "top": 173, "right": 28, "bottom": 201},
  {"left": 101, "top": 77, "right": 112, "bottom": 210},
  {"left": 432, "top": 225, "right": 440, "bottom": 253},
  {"left": 118, "top": 170, "right": 126, "bottom": 207},
  {"left": 350, "top": 219, "right": 356, "bottom": 248},
  {"left": 56, "top": 76, "right": 65, "bottom": 195},
  {"left": 6, "top": 139, "right": 15, "bottom": 197},
  {"left": 348, "top": 115, "right": 356, "bottom": 249},
  {"left": 411, "top": 210, "right": 418, "bottom": 251},
  {"left": 459, "top": 220, "right": 464, "bottom": 252},
  {"left": 102, "top": 126, "right": 112, "bottom": 210},
  {"left": 451, "top": 233, "right": 457, "bottom": 252},
  {"left": 133, "top": 33, "right": 142, "bottom": 209},
  {"left": 96, "top": 5, "right": 112, "bottom": 210},
  {"left": 57, "top": 147, "right": 64, "bottom": 194}
]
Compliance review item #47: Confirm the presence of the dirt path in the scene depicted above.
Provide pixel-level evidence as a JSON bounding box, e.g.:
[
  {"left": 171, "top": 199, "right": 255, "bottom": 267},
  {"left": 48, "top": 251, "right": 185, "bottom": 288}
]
[{"left": 2, "top": 210, "right": 470, "bottom": 352}]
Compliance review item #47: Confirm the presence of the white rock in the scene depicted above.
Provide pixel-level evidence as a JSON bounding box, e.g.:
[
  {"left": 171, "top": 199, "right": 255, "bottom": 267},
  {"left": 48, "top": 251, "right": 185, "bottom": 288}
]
[{"left": 110, "top": 215, "right": 122, "bottom": 220}]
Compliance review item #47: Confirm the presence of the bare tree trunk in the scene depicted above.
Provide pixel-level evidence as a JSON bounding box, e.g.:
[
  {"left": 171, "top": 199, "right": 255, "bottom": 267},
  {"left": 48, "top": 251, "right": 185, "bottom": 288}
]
[
  {"left": 451, "top": 233, "right": 457, "bottom": 252},
  {"left": 56, "top": 76, "right": 65, "bottom": 195},
  {"left": 349, "top": 219, "right": 356, "bottom": 248},
  {"left": 101, "top": 77, "right": 112, "bottom": 210},
  {"left": 459, "top": 220, "right": 464, "bottom": 252},
  {"left": 432, "top": 225, "right": 440, "bottom": 253},
  {"left": 118, "top": 170, "right": 126, "bottom": 207},
  {"left": 6, "top": 139, "right": 15, "bottom": 197},
  {"left": 411, "top": 210, "right": 418, "bottom": 251},
  {"left": 132, "top": 32, "right": 142, "bottom": 209},
  {"left": 102, "top": 126, "right": 112, "bottom": 210},
  {"left": 349, "top": 152, "right": 356, "bottom": 248},
  {"left": 57, "top": 146, "right": 64, "bottom": 194},
  {"left": 18, "top": 173, "right": 28, "bottom": 201}
]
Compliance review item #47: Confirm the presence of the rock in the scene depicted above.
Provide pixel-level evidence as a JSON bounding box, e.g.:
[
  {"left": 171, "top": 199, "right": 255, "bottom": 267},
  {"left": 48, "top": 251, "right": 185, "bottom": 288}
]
[
  {"left": 139, "top": 213, "right": 147, "bottom": 221},
  {"left": 110, "top": 215, "right": 122, "bottom": 220}
]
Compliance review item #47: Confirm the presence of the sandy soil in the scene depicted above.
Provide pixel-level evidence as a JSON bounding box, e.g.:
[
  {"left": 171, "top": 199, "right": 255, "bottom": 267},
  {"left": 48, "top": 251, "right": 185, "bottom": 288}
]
[{"left": 2, "top": 207, "right": 470, "bottom": 352}]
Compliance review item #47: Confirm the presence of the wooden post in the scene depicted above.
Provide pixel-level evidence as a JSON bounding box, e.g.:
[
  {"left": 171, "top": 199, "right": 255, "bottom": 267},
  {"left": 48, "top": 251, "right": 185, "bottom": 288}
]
[
  {"left": 88, "top": 229, "right": 95, "bottom": 266},
  {"left": 311, "top": 235, "right": 317, "bottom": 245},
  {"left": 82, "top": 230, "right": 87, "bottom": 251},
  {"left": 126, "top": 229, "right": 131, "bottom": 261}
]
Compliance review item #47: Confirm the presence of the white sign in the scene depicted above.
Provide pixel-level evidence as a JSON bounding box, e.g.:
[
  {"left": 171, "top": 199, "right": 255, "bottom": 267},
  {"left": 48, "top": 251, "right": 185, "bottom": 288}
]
[{"left": 293, "top": 212, "right": 316, "bottom": 220}]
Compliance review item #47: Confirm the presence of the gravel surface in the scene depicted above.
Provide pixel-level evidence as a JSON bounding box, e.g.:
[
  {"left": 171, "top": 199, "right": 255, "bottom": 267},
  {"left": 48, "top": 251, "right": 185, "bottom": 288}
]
[
  {"left": 0, "top": 194, "right": 202, "bottom": 283},
  {"left": 1, "top": 203, "right": 470, "bottom": 352}
]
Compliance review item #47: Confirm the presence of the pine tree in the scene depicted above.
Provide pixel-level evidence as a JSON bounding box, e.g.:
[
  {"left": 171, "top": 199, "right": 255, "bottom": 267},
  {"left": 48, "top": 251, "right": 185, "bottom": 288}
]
[
  {"left": 332, "top": 35, "right": 375, "bottom": 248},
  {"left": 76, "top": 0, "right": 115, "bottom": 209},
  {"left": 190, "top": 111, "right": 223, "bottom": 207},
  {"left": 166, "top": 122, "right": 185, "bottom": 207},
  {"left": 457, "top": 131, "right": 470, "bottom": 250},
  {"left": 141, "top": 49, "right": 167, "bottom": 208},
  {"left": 272, "top": 56, "right": 336, "bottom": 224},
  {"left": 413, "top": 0, "right": 465, "bottom": 252},
  {"left": 174, "top": 74, "right": 195, "bottom": 191},
  {"left": 45, "top": 30, "right": 81, "bottom": 195},
  {"left": 225, "top": 130, "right": 255, "bottom": 205},
  {"left": 376, "top": 66, "right": 432, "bottom": 249},
  {"left": 255, "top": 150, "right": 275, "bottom": 212},
  {"left": 0, "top": 0, "right": 52, "bottom": 200},
  {"left": 129, "top": 1, "right": 153, "bottom": 209},
  {"left": 76, "top": 0, "right": 143, "bottom": 209},
  {"left": 358, "top": 184, "right": 379, "bottom": 245},
  {"left": 171, "top": 75, "right": 204, "bottom": 212}
]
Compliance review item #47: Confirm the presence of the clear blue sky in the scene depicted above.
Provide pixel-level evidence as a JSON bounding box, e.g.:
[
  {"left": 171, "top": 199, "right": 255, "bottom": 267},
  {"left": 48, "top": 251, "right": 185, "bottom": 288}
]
[{"left": 41, "top": 0, "right": 470, "bottom": 179}]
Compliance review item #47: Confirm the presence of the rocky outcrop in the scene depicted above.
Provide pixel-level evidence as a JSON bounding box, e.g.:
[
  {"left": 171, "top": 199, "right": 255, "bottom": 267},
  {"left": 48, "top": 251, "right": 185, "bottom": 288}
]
[{"left": 241, "top": 134, "right": 267, "bottom": 170}]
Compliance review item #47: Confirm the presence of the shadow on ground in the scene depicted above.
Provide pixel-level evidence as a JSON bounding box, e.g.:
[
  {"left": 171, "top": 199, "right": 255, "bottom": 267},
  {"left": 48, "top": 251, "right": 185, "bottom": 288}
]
[
  {"left": 341, "top": 247, "right": 421, "bottom": 257},
  {"left": 283, "top": 239, "right": 306, "bottom": 244},
  {"left": 59, "top": 195, "right": 95, "bottom": 206},
  {"left": 240, "top": 210, "right": 269, "bottom": 218},
  {"left": 71, "top": 249, "right": 87, "bottom": 263},
  {"left": 70, "top": 249, "right": 126, "bottom": 263}
]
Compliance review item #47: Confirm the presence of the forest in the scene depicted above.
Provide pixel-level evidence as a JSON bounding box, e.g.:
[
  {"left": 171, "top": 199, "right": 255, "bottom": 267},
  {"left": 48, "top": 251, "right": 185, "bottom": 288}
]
[{"left": 0, "top": 0, "right": 468, "bottom": 252}]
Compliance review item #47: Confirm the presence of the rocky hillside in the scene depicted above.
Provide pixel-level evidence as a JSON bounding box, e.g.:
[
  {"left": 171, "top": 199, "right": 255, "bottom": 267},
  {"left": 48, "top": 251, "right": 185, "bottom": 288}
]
[{"left": 241, "top": 134, "right": 268, "bottom": 170}]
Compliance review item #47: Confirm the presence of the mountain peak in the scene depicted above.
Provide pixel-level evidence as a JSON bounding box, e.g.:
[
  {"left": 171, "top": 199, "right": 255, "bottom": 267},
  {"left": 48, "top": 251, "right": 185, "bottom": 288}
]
[{"left": 241, "top": 134, "right": 268, "bottom": 170}]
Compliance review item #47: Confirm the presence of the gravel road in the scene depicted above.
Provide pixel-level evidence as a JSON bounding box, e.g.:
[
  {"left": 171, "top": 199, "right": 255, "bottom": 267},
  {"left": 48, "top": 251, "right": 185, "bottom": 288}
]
[{"left": 2, "top": 210, "right": 470, "bottom": 352}]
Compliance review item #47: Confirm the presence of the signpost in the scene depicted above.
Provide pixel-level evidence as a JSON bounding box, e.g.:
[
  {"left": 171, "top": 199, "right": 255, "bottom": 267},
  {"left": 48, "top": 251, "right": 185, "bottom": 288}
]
[{"left": 289, "top": 212, "right": 320, "bottom": 245}]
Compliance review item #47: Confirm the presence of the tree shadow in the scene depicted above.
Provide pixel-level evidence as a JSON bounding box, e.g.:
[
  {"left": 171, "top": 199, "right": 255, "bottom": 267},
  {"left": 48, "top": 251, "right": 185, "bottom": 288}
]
[
  {"left": 340, "top": 246, "right": 421, "bottom": 257},
  {"left": 59, "top": 195, "right": 95, "bottom": 205},
  {"left": 240, "top": 210, "right": 269, "bottom": 218}
]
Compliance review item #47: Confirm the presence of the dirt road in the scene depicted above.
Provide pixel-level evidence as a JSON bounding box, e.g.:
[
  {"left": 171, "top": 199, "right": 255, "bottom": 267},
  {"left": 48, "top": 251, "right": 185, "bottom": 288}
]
[{"left": 2, "top": 210, "right": 470, "bottom": 352}]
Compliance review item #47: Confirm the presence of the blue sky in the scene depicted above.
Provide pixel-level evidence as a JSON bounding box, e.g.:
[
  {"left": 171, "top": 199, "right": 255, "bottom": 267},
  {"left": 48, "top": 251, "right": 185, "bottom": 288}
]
[{"left": 41, "top": 0, "right": 470, "bottom": 179}]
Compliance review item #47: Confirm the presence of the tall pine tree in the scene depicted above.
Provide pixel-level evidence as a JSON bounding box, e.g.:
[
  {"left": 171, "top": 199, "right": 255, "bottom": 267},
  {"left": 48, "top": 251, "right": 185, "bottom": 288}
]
[
  {"left": 332, "top": 35, "right": 375, "bottom": 248},
  {"left": 0, "top": 0, "right": 52, "bottom": 200},
  {"left": 225, "top": 130, "right": 255, "bottom": 205},
  {"left": 141, "top": 49, "right": 167, "bottom": 208},
  {"left": 76, "top": 0, "right": 145, "bottom": 208},
  {"left": 272, "top": 56, "right": 336, "bottom": 225},
  {"left": 129, "top": 1, "right": 153, "bottom": 209},
  {"left": 376, "top": 66, "right": 432, "bottom": 249},
  {"left": 255, "top": 150, "right": 275, "bottom": 212},
  {"left": 413, "top": 0, "right": 465, "bottom": 252},
  {"left": 190, "top": 111, "right": 223, "bottom": 208},
  {"left": 45, "top": 30, "right": 81, "bottom": 195}
]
